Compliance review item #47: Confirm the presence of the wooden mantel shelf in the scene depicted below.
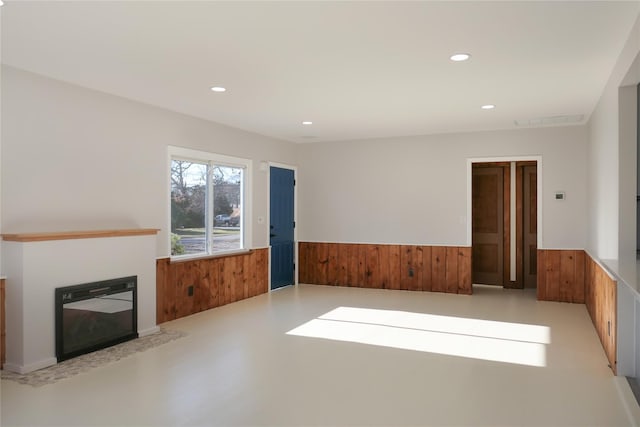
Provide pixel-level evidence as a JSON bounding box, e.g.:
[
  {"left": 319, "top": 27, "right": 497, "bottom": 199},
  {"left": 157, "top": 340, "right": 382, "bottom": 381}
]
[{"left": 1, "top": 228, "right": 160, "bottom": 242}]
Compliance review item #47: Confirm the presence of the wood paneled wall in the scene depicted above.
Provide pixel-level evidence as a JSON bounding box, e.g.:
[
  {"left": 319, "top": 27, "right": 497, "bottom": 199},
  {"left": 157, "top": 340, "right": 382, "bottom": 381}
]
[
  {"left": 156, "top": 249, "right": 268, "bottom": 324},
  {"left": 299, "top": 242, "right": 472, "bottom": 295},
  {"left": 1, "top": 278, "right": 5, "bottom": 369},
  {"left": 538, "top": 249, "right": 616, "bottom": 373},
  {"left": 537, "top": 249, "right": 585, "bottom": 303},
  {"left": 585, "top": 255, "right": 617, "bottom": 374}
]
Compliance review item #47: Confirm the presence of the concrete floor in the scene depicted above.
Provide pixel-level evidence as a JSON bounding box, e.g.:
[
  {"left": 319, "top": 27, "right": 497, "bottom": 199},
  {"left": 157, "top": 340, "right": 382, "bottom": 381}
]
[{"left": 1, "top": 284, "right": 634, "bottom": 426}]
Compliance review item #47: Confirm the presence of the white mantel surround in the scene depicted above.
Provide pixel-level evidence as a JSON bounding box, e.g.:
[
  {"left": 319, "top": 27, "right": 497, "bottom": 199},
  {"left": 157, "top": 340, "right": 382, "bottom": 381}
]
[{"left": 1, "top": 229, "right": 159, "bottom": 374}]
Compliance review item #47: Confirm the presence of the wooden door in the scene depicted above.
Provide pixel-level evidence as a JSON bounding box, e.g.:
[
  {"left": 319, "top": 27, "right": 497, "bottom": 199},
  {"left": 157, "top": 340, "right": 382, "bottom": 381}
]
[
  {"left": 472, "top": 167, "right": 504, "bottom": 285},
  {"left": 270, "top": 166, "right": 296, "bottom": 290},
  {"left": 523, "top": 165, "right": 537, "bottom": 288}
]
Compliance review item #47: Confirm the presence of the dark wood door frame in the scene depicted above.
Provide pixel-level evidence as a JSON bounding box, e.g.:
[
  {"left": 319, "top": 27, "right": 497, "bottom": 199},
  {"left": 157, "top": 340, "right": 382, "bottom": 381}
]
[
  {"left": 513, "top": 161, "right": 538, "bottom": 288},
  {"left": 470, "top": 160, "right": 539, "bottom": 289}
]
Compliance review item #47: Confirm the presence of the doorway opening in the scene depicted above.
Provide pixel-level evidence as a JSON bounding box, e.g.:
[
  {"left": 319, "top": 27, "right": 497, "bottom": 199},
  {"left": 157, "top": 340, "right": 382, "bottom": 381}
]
[{"left": 471, "top": 161, "right": 538, "bottom": 289}]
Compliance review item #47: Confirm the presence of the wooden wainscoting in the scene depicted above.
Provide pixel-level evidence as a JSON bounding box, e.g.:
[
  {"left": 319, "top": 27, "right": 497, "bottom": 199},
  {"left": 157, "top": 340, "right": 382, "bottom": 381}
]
[
  {"left": 1, "top": 277, "right": 5, "bottom": 369},
  {"left": 585, "top": 255, "right": 617, "bottom": 374},
  {"left": 537, "top": 249, "right": 616, "bottom": 373},
  {"left": 299, "top": 242, "right": 472, "bottom": 295},
  {"left": 156, "top": 249, "right": 269, "bottom": 324},
  {"left": 536, "top": 249, "right": 585, "bottom": 303}
]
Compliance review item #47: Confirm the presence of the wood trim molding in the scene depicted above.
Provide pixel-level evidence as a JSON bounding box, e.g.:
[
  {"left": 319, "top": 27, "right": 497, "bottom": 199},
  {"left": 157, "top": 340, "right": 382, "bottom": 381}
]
[{"left": 1, "top": 229, "right": 160, "bottom": 242}]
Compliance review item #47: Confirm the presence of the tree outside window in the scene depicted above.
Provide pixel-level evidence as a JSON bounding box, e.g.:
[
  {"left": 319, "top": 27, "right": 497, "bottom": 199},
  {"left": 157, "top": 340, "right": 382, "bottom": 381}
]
[{"left": 170, "top": 157, "right": 245, "bottom": 256}]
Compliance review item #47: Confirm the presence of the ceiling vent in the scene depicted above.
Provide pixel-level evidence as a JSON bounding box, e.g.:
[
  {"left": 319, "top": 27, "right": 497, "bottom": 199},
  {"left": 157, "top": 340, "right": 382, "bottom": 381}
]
[{"left": 514, "top": 114, "right": 584, "bottom": 127}]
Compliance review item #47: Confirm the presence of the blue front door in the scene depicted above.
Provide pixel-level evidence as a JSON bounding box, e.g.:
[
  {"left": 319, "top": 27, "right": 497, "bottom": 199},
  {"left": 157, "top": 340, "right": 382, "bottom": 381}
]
[{"left": 270, "top": 166, "right": 295, "bottom": 289}]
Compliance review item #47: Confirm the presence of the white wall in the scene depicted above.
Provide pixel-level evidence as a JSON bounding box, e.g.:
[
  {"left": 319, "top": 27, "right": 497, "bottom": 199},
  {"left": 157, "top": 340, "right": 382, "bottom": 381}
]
[
  {"left": 588, "top": 13, "right": 640, "bottom": 264},
  {"left": 0, "top": 66, "right": 298, "bottom": 256},
  {"left": 619, "top": 85, "right": 638, "bottom": 271},
  {"left": 3, "top": 235, "right": 157, "bottom": 373},
  {"left": 588, "top": 85, "right": 621, "bottom": 261},
  {"left": 297, "top": 125, "right": 587, "bottom": 249},
  {"left": 586, "top": 12, "right": 640, "bottom": 380}
]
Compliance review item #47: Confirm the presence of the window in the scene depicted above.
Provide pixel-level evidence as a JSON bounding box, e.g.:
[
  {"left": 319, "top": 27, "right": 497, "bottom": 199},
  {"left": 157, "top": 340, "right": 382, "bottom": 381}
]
[{"left": 169, "top": 147, "right": 251, "bottom": 257}]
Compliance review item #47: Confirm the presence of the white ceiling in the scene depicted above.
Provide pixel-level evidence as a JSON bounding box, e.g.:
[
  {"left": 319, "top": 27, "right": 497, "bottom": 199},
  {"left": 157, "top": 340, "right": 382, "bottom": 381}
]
[{"left": 2, "top": 1, "right": 639, "bottom": 143}]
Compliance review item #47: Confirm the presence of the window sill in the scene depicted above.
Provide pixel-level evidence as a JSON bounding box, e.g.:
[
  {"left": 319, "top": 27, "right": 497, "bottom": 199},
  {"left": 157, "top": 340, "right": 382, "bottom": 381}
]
[{"left": 170, "top": 249, "right": 252, "bottom": 264}]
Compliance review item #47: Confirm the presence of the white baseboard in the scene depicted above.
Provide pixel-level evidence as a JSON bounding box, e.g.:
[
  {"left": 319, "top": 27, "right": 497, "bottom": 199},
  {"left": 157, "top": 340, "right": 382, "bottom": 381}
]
[
  {"left": 3, "top": 357, "right": 57, "bottom": 374},
  {"left": 138, "top": 326, "right": 161, "bottom": 337}
]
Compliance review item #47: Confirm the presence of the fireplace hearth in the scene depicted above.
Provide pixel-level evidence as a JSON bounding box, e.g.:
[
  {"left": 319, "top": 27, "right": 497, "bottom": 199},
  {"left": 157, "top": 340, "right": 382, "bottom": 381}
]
[{"left": 55, "top": 276, "right": 138, "bottom": 362}]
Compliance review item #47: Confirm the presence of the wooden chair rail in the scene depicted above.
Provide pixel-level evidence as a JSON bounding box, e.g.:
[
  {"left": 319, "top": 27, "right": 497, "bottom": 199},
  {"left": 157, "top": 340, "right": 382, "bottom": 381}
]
[{"left": 1, "top": 229, "right": 160, "bottom": 242}]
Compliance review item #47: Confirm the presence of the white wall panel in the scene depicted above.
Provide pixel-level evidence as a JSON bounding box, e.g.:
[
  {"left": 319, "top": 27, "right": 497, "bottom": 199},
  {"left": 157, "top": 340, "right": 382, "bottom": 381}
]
[
  {"left": 297, "top": 126, "right": 588, "bottom": 249},
  {"left": 1, "top": 66, "right": 297, "bottom": 256}
]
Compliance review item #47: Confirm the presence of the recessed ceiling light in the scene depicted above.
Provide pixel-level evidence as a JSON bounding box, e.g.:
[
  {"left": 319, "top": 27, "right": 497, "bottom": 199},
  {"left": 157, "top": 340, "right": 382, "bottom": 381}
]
[
  {"left": 210, "top": 86, "right": 226, "bottom": 93},
  {"left": 481, "top": 104, "right": 496, "bottom": 110},
  {"left": 0, "top": 1, "right": 5, "bottom": 6},
  {"left": 450, "top": 53, "right": 471, "bottom": 62},
  {"left": 302, "top": 121, "right": 313, "bottom": 125}
]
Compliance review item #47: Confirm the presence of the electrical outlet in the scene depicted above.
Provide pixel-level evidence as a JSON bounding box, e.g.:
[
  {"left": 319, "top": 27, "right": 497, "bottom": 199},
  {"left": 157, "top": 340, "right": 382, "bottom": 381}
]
[{"left": 188, "top": 285, "right": 194, "bottom": 296}]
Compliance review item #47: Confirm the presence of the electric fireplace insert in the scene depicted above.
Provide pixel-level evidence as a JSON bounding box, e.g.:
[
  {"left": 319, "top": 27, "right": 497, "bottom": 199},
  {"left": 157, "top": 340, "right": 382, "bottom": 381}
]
[{"left": 55, "top": 276, "right": 138, "bottom": 362}]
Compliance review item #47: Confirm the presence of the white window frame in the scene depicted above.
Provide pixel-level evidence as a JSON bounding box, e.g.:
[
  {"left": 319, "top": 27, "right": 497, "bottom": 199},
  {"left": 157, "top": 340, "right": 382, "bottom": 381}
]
[{"left": 168, "top": 146, "right": 252, "bottom": 260}]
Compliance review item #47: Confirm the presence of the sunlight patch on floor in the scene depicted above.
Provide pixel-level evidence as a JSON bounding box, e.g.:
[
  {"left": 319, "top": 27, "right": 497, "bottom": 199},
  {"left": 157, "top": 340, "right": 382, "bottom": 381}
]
[{"left": 287, "top": 307, "right": 550, "bottom": 367}]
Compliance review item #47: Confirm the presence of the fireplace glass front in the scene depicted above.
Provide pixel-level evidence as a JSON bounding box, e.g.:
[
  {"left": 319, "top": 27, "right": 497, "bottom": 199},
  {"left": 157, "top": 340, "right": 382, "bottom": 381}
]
[{"left": 55, "top": 276, "right": 138, "bottom": 361}]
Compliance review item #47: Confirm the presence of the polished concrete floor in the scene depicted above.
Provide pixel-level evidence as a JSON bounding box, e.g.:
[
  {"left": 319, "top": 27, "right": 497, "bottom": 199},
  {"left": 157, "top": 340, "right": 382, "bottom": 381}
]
[{"left": 1, "top": 284, "right": 634, "bottom": 426}]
